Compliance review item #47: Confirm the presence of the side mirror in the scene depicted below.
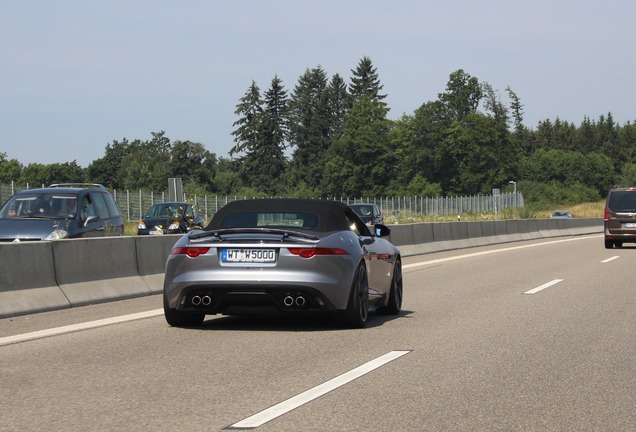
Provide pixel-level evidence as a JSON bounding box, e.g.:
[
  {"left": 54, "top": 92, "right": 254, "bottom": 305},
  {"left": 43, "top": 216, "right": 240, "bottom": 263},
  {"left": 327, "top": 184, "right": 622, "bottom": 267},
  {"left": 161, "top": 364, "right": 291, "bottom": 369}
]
[{"left": 374, "top": 224, "right": 391, "bottom": 237}]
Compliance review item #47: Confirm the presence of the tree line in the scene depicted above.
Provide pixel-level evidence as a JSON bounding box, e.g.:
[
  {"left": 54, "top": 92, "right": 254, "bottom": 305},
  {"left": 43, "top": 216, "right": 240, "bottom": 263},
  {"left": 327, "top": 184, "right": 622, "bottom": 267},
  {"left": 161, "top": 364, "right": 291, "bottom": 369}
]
[{"left": 2, "top": 56, "right": 635, "bottom": 209}]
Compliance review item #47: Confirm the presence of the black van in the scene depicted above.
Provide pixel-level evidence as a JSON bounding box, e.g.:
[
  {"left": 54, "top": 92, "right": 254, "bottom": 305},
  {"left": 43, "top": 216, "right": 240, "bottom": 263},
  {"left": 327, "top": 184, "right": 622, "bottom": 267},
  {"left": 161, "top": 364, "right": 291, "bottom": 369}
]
[
  {"left": 0, "top": 183, "right": 124, "bottom": 242},
  {"left": 604, "top": 186, "right": 636, "bottom": 248}
]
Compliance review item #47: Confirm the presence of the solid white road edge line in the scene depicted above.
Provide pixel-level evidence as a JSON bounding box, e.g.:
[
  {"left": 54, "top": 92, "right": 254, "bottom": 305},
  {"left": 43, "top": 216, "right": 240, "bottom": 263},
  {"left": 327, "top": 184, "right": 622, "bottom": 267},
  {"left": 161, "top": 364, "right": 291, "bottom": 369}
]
[
  {"left": 403, "top": 235, "right": 601, "bottom": 271},
  {"left": 229, "top": 350, "right": 411, "bottom": 429},
  {"left": 524, "top": 279, "right": 563, "bottom": 295},
  {"left": 0, "top": 308, "right": 163, "bottom": 347}
]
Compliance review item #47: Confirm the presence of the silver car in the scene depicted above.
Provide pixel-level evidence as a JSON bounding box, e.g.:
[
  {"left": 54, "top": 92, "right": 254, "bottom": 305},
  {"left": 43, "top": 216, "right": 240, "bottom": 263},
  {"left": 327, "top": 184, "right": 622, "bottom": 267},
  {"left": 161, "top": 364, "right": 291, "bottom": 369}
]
[{"left": 163, "top": 198, "right": 403, "bottom": 328}]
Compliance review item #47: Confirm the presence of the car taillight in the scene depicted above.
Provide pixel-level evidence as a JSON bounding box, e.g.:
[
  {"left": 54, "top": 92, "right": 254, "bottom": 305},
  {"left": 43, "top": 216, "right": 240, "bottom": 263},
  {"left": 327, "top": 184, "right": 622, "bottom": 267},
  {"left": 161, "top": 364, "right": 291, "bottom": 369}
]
[
  {"left": 288, "top": 248, "right": 349, "bottom": 258},
  {"left": 171, "top": 247, "right": 210, "bottom": 258},
  {"left": 604, "top": 210, "right": 609, "bottom": 221}
]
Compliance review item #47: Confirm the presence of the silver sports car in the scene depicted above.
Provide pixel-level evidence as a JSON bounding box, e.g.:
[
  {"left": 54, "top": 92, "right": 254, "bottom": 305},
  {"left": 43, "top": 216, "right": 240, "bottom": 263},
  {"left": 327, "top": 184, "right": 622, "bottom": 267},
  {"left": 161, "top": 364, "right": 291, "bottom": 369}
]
[{"left": 163, "top": 198, "right": 403, "bottom": 328}]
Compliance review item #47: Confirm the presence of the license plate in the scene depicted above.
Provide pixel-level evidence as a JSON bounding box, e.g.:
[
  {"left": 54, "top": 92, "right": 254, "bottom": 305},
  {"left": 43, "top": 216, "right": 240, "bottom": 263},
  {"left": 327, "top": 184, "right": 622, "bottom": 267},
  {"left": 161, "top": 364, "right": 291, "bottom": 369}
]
[
  {"left": 221, "top": 248, "right": 276, "bottom": 263},
  {"left": 624, "top": 223, "right": 636, "bottom": 228}
]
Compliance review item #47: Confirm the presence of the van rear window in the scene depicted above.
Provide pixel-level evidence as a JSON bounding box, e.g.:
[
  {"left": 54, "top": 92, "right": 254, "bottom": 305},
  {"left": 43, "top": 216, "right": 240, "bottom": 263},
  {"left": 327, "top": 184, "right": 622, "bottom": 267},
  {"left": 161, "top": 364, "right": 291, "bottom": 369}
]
[{"left": 608, "top": 191, "right": 636, "bottom": 212}]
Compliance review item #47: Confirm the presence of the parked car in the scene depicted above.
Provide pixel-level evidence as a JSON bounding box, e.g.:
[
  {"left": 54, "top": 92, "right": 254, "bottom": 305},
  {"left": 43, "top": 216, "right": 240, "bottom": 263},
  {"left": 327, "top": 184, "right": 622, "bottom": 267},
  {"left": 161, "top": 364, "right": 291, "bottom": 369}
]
[
  {"left": 0, "top": 183, "right": 124, "bottom": 242},
  {"left": 549, "top": 210, "right": 573, "bottom": 219},
  {"left": 604, "top": 186, "right": 636, "bottom": 248},
  {"left": 137, "top": 202, "right": 203, "bottom": 235},
  {"left": 163, "top": 199, "right": 403, "bottom": 328},
  {"left": 349, "top": 203, "right": 383, "bottom": 225}
]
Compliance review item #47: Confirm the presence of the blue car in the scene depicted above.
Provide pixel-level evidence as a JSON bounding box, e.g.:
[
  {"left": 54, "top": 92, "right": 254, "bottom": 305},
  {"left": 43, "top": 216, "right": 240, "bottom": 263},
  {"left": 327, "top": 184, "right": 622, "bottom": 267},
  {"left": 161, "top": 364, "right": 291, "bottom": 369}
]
[{"left": 0, "top": 183, "right": 124, "bottom": 242}]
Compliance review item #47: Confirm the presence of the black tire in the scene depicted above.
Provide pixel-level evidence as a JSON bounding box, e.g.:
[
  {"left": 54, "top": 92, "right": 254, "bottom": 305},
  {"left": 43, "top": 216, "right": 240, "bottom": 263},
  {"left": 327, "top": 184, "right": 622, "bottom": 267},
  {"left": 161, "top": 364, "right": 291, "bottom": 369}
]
[
  {"left": 604, "top": 239, "right": 613, "bottom": 249},
  {"left": 380, "top": 259, "right": 403, "bottom": 315},
  {"left": 163, "top": 293, "right": 205, "bottom": 327},
  {"left": 341, "top": 264, "right": 369, "bottom": 329}
]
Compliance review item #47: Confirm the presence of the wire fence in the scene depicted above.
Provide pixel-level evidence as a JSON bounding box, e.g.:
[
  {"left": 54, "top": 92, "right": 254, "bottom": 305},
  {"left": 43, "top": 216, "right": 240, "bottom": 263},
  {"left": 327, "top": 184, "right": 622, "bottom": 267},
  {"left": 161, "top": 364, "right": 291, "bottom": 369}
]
[{"left": 1, "top": 182, "right": 524, "bottom": 223}]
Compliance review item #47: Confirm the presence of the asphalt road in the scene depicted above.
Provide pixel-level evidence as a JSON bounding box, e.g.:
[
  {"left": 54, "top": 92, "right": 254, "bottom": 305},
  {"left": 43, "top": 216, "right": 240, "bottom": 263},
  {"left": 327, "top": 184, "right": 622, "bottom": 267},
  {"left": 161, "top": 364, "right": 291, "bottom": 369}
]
[{"left": 1, "top": 234, "right": 634, "bottom": 431}]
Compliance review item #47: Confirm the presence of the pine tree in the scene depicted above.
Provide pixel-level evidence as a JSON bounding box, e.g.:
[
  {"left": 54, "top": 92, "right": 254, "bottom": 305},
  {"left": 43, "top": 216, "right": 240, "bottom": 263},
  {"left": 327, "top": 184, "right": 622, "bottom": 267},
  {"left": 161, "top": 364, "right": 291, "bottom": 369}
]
[
  {"left": 230, "top": 81, "right": 263, "bottom": 157},
  {"left": 326, "top": 73, "right": 349, "bottom": 140},
  {"left": 243, "top": 75, "right": 289, "bottom": 194},
  {"left": 288, "top": 67, "right": 330, "bottom": 191},
  {"left": 349, "top": 56, "right": 388, "bottom": 110}
]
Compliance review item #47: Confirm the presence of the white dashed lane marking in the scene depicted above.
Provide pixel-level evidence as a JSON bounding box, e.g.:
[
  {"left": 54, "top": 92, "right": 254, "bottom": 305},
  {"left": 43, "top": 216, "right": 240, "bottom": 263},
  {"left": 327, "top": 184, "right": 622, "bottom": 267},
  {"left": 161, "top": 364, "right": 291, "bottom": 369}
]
[{"left": 229, "top": 350, "right": 411, "bottom": 429}]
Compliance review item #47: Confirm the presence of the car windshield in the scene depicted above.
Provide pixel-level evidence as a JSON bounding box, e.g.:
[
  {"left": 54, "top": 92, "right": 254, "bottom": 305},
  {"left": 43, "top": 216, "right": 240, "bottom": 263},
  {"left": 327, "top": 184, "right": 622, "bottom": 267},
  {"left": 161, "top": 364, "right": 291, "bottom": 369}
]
[
  {"left": 350, "top": 205, "right": 373, "bottom": 217},
  {"left": 0, "top": 193, "right": 78, "bottom": 219},
  {"left": 608, "top": 191, "right": 636, "bottom": 212},
  {"left": 145, "top": 204, "right": 183, "bottom": 218},
  {"left": 219, "top": 211, "right": 319, "bottom": 229}
]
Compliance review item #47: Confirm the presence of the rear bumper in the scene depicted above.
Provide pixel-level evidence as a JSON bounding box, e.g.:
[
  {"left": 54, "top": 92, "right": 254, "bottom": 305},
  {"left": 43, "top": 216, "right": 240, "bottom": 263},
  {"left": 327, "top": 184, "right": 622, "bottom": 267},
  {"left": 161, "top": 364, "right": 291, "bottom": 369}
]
[{"left": 167, "top": 285, "right": 339, "bottom": 316}]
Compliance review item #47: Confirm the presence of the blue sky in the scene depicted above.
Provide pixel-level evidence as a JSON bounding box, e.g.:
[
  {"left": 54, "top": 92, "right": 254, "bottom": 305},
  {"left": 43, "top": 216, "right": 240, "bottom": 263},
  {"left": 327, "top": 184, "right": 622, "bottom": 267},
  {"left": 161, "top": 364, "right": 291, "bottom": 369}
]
[{"left": 1, "top": 0, "right": 634, "bottom": 167}]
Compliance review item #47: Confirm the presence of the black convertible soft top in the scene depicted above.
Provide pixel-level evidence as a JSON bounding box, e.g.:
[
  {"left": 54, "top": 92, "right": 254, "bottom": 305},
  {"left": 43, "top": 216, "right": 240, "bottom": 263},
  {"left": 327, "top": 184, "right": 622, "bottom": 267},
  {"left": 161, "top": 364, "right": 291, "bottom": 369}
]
[{"left": 205, "top": 198, "right": 358, "bottom": 233}]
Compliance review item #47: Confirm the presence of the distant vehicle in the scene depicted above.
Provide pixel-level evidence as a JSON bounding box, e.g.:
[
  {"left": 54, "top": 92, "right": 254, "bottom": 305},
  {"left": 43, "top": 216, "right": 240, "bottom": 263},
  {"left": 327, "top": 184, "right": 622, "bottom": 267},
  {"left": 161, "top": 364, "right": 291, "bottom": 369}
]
[
  {"left": 0, "top": 183, "right": 124, "bottom": 242},
  {"left": 162, "top": 199, "right": 402, "bottom": 328},
  {"left": 604, "top": 186, "right": 636, "bottom": 248},
  {"left": 349, "top": 203, "right": 383, "bottom": 225},
  {"left": 137, "top": 202, "right": 203, "bottom": 235},
  {"left": 549, "top": 210, "right": 573, "bottom": 219}
]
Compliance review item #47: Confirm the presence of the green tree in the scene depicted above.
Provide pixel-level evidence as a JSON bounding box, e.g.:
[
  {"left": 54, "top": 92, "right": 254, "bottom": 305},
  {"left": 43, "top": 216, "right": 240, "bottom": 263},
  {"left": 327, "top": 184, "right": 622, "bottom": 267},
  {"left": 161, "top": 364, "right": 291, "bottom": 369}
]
[
  {"left": 322, "top": 96, "right": 393, "bottom": 196},
  {"left": 0, "top": 153, "right": 23, "bottom": 183},
  {"left": 288, "top": 66, "right": 331, "bottom": 190},
  {"left": 575, "top": 116, "right": 600, "bottom": 154},
  {"left": 87, "top": 138, "right": 134, "bottom": 189},
  {"left": 438, "top": 113, "right": 503, "bottom": 194},
  {"left": 170, "top": 140, "right": 217, "bottom": 189},
  {"left": 348, "top": 56, "right": 387, "bottom": 108},
  {"left": 242, "top": 75, "right": 289, "bottom": 194},
  {"left": 618, "top": 121, "right": 636, "bottom": 166},
  {"left": 411, "top": 100, "right": 452, "bottom": 188},
  {"left": 321, "top": 57, "right": 393, "bottom": 196},
  {"left": 45, "top": 161, "right": 87, "bottom": 184},
  {"left": 230, "top": 81, "right": 263, "bottom": 157},
  {"left": 386, "top": 114, "right": 417, "bottom": 188},
  {"left": 212, "top": 157, "right": 244, "bottom": 195},
  {"left": 20, "top": 163, "right": 48, "bottom": 187},
  {"left": 325, "top": 73, "right": 349, "bottom": 140},
  {"left": 598, "top": 112, "right": 624, "bottom": 171},
  {"left": 482, "top": 83, "right": 520, "bottom": 184},
  {"left": 521, "top": 148, "right": 613, "bottom": 198},
  {"left": 438, "top": 69, "right": 482, "bottom": 122},
  {"left": 19, "top": 162, "right": 85, "bottom": 187},
  {"left": 618, "top": 163, "right": 636, "bottom": 186},
  {"left": 506, "top": 86, "right": 524, "bottom": 133},
  {"left": 120, "top": 131, "right": 172, "bottom": 191}
]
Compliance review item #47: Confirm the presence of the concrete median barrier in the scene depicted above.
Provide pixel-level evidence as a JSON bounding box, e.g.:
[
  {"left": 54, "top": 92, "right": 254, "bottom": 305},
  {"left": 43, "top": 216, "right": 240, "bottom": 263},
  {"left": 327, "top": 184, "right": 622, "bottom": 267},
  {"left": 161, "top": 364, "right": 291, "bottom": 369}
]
[
  {"left": 135, "top": 235, "right": 181, "bottom": 293},
  {"left": 0, "top": 217, "right": 605, "bottom": 318},
  {"left": 387, "top": 224, "right": 414, "bottom": 247},
  {"left": 0, "top": 242, "right": 70, "bottom": 318},
  {"left": 393, "top": 223, "right": 438, "bottom": 255},
  {"left": 53, "top": 237, "right": 151, "bottom": 307}
]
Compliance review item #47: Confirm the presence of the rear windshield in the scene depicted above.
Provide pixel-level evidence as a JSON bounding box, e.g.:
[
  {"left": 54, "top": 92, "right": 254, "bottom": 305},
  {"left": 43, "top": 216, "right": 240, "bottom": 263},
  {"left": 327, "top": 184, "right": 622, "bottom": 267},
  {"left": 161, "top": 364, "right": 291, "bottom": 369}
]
[
  {"left": 219, "top": 211, "right": 318, "bottom": 229},
  {"left": 608, "top": 191, "right": 636, "bottom": 212}
]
